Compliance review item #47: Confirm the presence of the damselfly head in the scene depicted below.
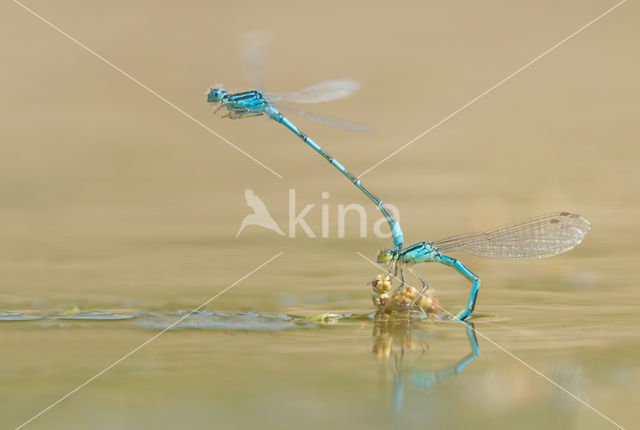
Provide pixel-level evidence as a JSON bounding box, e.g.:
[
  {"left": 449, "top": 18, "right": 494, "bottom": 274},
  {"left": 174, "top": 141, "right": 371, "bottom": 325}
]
[
  {"left": 377, "top": 249, "right": 395, "bottom": 264},
  {"left": 206, "top": 86, "right": 227, "bottom": 103}
]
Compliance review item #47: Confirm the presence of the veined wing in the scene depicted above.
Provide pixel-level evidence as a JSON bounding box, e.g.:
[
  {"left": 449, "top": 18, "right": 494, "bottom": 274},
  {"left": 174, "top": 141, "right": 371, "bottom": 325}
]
[
  {"left": 266, "top": 79, "right": 360, "bottom": 103},
  {"left": 433, "top": 212, "right": 591, "bottom": 259},
  {"left": 271, "top": 101, "right": 369, "bottom": 132}
]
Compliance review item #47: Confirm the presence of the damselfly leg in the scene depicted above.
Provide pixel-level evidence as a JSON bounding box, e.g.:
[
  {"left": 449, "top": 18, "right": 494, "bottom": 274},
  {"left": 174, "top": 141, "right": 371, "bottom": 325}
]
[{"left": 408, "top": 267, "right": 430, "bottom": 305}]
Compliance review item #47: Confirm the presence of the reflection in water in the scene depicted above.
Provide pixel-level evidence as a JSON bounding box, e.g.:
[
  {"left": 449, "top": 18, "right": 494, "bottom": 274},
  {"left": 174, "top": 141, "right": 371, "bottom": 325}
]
[{"left": 372, "top": 315, "right": 480, "bottom": 413}]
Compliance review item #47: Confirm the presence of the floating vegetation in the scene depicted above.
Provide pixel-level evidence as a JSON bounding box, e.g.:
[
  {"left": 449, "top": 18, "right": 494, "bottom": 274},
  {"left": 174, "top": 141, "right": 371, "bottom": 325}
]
[
  {"left": 305, "top": 313, "right": 348, "bottom": 325},
  {"left": 369, "top": 274, "right": 440, "bottom": 316}
]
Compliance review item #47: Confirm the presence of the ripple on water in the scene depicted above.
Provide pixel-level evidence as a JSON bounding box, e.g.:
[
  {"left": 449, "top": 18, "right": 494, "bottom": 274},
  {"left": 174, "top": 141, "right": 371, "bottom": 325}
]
[
  {"left": 0, "top": 312, "right": 42, "bottom": 321},
  {"left": 136, "top": 311, "right": 310, "bottom": 331},
  {"left": 51, "top": 311, "right": 135, "bottom": 321},
  {"left": 0, "top": 309, "right": 360, "bottom": 331}
]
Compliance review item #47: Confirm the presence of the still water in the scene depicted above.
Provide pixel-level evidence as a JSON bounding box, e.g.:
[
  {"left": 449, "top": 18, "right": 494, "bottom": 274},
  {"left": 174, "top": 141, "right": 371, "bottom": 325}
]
[
  {"left": 1, "top": 245, "right": 638, "bottom": 430},
  {"left": 2, "top": 0, "right": 639, "bottom": 428}
]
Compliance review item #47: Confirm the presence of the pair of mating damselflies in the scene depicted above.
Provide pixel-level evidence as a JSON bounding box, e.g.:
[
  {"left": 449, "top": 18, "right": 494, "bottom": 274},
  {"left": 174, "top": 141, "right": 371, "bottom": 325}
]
[{"left": 205, "top": 42, "right": 591, "bottom": 320}]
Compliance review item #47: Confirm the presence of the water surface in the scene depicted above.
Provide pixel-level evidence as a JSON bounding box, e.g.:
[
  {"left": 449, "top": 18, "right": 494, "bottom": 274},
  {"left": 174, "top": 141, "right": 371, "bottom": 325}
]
[{"left": 1, "top": 0, "right": 638, "bottom": 428}]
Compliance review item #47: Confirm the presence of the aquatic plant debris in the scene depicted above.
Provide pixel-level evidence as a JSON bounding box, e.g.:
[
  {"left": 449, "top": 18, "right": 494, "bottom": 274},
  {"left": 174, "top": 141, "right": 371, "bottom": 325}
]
[
  {"left": 305, "top": 313, "right": 346, "bottom": 325},
  {"left": 369, "top": 274, "right": 439, "bottom": 315}
]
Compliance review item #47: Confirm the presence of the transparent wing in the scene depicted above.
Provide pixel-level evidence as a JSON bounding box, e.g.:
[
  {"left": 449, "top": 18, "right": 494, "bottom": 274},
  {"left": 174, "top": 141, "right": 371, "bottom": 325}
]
[
  {"left": 266, "top": 79, "right": 360, "bottom": 104},
  {"left": 433, "top": 212, "right": 591, "bottom": 259},
  {"left": 271, "top": 101, "right": 369, "bottom": 132},
  {"left": 239, "top": 31, "right": 272, "bottom": 89}
]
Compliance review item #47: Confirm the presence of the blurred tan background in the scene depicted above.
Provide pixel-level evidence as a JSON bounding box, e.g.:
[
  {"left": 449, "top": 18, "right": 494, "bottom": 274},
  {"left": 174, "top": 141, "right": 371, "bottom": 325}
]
[
  {"left": 1, "top": 0, "right": 637, "bottom": 310},
  {"left": 1, "top": 1, "right": 639, "bottom": 429}
]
